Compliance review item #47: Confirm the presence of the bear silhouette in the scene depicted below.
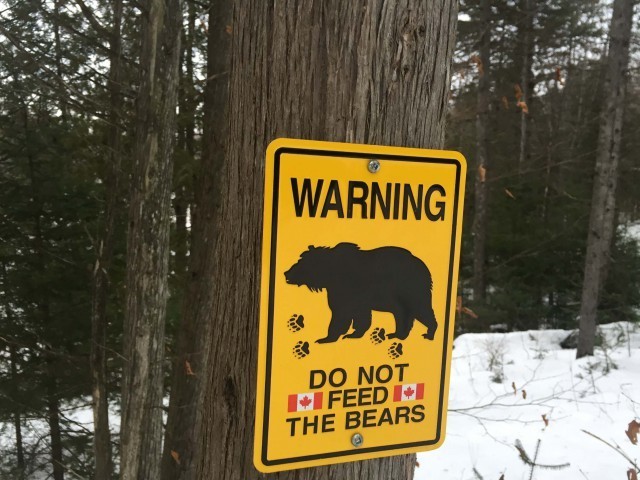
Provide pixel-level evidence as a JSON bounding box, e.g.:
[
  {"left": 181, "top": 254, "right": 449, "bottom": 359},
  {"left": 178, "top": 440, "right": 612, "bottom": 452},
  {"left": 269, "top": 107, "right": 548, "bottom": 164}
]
[{"left": 284, "top": 243, "right": 437, "bottom": 343}]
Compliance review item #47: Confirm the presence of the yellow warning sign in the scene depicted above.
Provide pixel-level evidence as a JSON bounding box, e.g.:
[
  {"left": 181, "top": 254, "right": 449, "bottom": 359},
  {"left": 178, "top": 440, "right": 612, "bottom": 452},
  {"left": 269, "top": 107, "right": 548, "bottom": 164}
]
[{"left": 254, "top": 138, "right": 467, "bottom": 472}]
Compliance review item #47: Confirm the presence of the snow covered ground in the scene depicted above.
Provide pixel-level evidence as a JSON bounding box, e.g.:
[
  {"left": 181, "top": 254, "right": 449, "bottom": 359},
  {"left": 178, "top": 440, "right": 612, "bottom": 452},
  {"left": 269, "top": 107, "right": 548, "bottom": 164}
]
[
  {"left": 3, "top": 325, "right": 638, "bottom": 479},
  {"left": 417, "top": 322, "right": 640, "bottom": 480}
]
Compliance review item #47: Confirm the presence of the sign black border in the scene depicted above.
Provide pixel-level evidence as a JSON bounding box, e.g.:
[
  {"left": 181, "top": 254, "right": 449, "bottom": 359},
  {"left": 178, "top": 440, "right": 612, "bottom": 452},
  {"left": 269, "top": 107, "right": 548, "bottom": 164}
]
[{"left": 261, "top": 146, "right": 462, "bottom": 467}]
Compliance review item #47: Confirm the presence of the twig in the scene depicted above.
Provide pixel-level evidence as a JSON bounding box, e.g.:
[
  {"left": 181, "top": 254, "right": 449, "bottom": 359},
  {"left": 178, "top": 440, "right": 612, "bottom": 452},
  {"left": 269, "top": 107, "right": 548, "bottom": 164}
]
[{"left": 582, "top": 430, "right": 640, "bottom": 473}]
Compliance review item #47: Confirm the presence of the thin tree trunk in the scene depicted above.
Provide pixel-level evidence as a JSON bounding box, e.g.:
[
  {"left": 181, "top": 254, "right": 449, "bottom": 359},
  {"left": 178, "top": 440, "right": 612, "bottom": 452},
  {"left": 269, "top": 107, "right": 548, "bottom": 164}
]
[
  {"left": 47, "top": 374, "right": 65, "bottom": 480},
  {"left": 53, "top": 0, "right": 67, "bottom": 119},
  {"left": 518, "top": 0, "right": 534, "bottom": 171},
  {"left": 161, "top": 1, "right": 232, "bottom": 478},
  {"left": 2, "top": 273, "right": 25, "bottom": 476},
  {"left": 196, "top": 1, "right": 458, "bottom": 479},
  {"left": 90, "top": 0, "right": 123, "bottom": 478},
  {"left": 120, "top": 0, "right": 182, "bottom": 478},
  {"left": 576, "top": 0, "right": 634, "bottom": 358},
  {"left": 472, "top": 0, "right": 491, "bottom": 303},
  {"left": 9, "top": 339, "right": 25, "bottom": 476},
  {"left": 172, "top": 0, "right": 196, "bottom": 281},
  {"left": 25, "top": 111, "right": 65, "bottom": 480}
]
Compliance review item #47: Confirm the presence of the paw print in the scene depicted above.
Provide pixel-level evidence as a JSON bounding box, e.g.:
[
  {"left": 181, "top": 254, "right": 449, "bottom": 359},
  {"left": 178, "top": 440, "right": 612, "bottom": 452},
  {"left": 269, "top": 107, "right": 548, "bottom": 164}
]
[
  {"left": 287, "top": 314, "right": 305, "bottom": 332},
  {"left": 370, "top": 327, "right": 386, "bottom": 344},
  {"left": 388, "top": 342, "right": 403, "bottom": 359},
  {"left": 293, "top": 341, "right": 310, "bottom": 359}
]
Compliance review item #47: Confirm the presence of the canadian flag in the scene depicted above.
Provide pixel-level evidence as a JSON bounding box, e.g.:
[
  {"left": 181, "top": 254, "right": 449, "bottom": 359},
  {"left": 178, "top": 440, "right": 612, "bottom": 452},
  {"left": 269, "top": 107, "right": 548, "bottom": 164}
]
[
  {"left": 288, "top": 392, "right": 323, "bottom": 412},
  {"left": 393, "top": 383, "right": 425, "bottom": 402}
]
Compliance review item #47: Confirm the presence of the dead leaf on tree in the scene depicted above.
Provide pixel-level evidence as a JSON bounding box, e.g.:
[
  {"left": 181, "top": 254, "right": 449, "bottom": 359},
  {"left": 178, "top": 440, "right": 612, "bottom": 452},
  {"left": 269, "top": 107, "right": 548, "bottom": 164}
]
[
  {"left": 625, "top": 419, "right": 639, "bottom": 445},
  {"left": 542, "top": 414, "right": 549, "bottom": 427},
  {"left": 514, "top": 83, "right": 523, "bottom": 101},
  {"left": 478, "top": 164, "right": 487, "bottom": 183},
  {"left": 517, "top": 101, "right": 529, "bottom": 114},
  {"left": 628, "top": 469, "right": 638, "bottom": 480},
  {"left": 522, "top": 389, "right": 527, "bottom": 400},
  {"left": 461, "top": 306, "right": 478, "bottom": 319},
  {"left": 171, "top": 450, "right": 180, "bottom": 465},
  {"left": 185, "top": 360, "right": 195, "bottom": 376},
  {"left": 504, "top": 189, "right": 516, "bottom": 199},
  {"left": 471, "top": 54, "right": 484, "bottom": 76}
]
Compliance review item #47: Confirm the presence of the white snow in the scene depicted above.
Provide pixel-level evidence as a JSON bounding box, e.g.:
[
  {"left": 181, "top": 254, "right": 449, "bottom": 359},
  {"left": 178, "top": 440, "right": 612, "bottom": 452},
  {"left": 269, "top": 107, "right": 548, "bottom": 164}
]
[{"left": 417, "top": 322, "right": 640, "bottom": 480}]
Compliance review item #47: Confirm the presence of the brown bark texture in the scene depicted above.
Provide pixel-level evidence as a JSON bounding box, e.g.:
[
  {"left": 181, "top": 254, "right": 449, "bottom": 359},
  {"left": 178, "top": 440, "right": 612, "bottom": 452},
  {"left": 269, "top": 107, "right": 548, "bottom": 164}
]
[
  {"left": 196, "top": 0, "right": 458, "bottom": 479},
  {"left": 90, "top": 1, "right": 122, "bottom": 478},
  {"left": 120, "top": 0, "right": 182, "bottom": 478},
  {"left": 160, "top": 1, "right": 232, "bottom": 479},
  {"left": 576, "top": 0, "right": 634, "bottom": 358},
  {"left": 472, "top": 0, "right": 490, "bottom": 303}
]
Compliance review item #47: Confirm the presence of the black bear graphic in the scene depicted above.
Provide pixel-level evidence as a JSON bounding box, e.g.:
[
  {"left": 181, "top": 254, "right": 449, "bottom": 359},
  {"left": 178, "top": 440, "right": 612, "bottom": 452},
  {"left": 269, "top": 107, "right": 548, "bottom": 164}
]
[{"left": 284, "top": 243, "right": 437, "bottom": 344}]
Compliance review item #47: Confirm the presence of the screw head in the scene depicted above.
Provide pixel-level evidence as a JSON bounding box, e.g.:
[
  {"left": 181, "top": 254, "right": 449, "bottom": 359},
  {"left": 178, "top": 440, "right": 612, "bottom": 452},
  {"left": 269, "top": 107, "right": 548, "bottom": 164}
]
[
  {"left": 368, "top": 159, "right": 380, "bottom": 173},
  {"left": 351, "top": 433, "right": 364, "bottom": 448}
]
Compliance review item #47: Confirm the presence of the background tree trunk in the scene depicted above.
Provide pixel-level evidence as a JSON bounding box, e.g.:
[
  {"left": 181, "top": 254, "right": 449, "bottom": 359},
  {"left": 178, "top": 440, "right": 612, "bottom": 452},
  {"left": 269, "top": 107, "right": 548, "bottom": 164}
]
[
  {"left": 9, "top": 336, "right": 25, "bottom": 477},
  {"left": 518, "top": 0, "right": 534, "bottom": 170},
  {"left": 120, "top": 0, "right": 182, "bottom": 478},
  {"left": 576, "top": 0, "right": 634, "bottom": 358},
  {"left": 90, "top": 1, "right": 123, "bottom": 478},
  {"left": 195, "top": 0, "right": 458, "bottom": 478},
  {"left": 161, "top": 1, "right": 232, "bottom": 478},
  {"left": 472, "top": 0, "right": 491, "bottom": 303}
]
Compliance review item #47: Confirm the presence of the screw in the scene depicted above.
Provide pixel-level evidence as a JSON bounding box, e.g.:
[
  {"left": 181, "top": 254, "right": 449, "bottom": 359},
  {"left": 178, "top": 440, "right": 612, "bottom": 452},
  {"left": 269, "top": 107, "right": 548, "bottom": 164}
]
[
  {"left": 351, "top": 433, "right": 364, "bottom": 448},
  {"left": 368, "top": 159, "right": 380, "bottom": 173}
]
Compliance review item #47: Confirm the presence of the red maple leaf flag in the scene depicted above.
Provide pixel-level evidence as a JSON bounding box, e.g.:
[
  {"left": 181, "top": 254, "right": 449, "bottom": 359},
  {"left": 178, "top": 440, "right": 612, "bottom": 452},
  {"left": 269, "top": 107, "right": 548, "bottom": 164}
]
[
  {"left": 393, "top": 383, "right": 424, "bottom": 402},
  {"left": 287, "top": 392, "right": 323, "bottom": 412}
]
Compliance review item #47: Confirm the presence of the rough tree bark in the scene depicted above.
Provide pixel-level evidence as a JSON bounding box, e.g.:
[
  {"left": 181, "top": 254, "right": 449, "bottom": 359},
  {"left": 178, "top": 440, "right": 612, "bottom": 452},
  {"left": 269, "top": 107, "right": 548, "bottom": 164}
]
[
  {"left": 472, "top": 0, "right": 491, "bottom": 303},
  {"left": 161, "top": 1, "right": 232, "bottom": 478},
  {"left": 90, "top": 1, "right": 122, "bottom": 478},
  {"left": 120, "top": 0, "right": 182, "bottom": 478},
  {"left": 195, "top": 1, "right": 458, "bottom": 479},
  {"left": 576, "top": 0, "right": 634, "bottom": 358}
]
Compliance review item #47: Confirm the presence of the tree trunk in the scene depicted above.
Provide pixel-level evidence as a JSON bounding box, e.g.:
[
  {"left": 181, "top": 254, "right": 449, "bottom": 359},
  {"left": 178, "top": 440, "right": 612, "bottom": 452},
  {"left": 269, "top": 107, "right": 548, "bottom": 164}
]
[
  {"left": 53, "top": 0, "right": 67, "bottom": 119},
  {"left": 518, "top": 0, "right": 534, "bottom": 170},
  {"left": 120, "top": 0, "right": 182, "bottom": 478},
  {"left": 90, "top": 1, "right": 123, "bottom": 478},
  {"left": 26, "top": 115, "right": 65, "bottom": 480},
  {"left": 47, "top": 374, "right": 65, "bottom": 480},
  {"left": 9, "top": 340, "right": 25, "bottom": 477},
  {"left": 576, "top": 0, "right": 634, "bottom": 358},
  {"left": 172, "top": 0, "right": 196, "bottom": 281},
  {"left": 472, "top": 0, "right": 491, "bottom": 303},
  {"left": 161, "top": 2, "right": 232, "bottom": 478},
  {"left": 195, "top": 1, "right": 458, "bottom": 478}
]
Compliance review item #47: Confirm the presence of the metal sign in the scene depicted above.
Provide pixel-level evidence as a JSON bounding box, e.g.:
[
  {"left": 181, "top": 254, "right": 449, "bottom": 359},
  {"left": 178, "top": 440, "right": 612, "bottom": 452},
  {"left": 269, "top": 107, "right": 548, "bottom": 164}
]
[{"left": 254, "top": 138, "right": 467, "bottom": 472}]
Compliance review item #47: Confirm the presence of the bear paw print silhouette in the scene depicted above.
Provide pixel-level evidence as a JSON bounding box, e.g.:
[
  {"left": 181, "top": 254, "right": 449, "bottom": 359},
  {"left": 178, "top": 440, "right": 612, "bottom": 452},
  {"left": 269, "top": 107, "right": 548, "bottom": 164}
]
[
  {"left": 293, "top": 341, "right": 310, "bottom": 359},
  {"left": 370, "top": 327, "right": 386, "bottom": 344},
  {"left": 388, "top": 342, "right": 403, "bottom": 359},
  {"left": 287, "top": 314, "right": 305, "bottom": 332}
]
